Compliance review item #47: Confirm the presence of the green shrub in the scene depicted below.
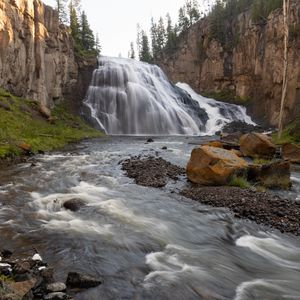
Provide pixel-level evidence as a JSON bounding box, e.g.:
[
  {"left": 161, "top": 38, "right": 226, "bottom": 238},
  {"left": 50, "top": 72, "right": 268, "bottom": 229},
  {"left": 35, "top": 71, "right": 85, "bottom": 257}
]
[{"left": 228, "top": 175, "right": 250, "bottom": 188}]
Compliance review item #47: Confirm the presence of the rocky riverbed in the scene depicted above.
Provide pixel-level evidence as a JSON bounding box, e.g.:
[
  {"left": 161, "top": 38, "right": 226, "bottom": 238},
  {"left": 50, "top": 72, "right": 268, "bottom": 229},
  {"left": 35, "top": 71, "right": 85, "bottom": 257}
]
[
  {"left": 0, "top": 250, "right": 102, "bottom": 300},
  {"left": 122, "top": 156, "right": 300, "bottom": 236}
]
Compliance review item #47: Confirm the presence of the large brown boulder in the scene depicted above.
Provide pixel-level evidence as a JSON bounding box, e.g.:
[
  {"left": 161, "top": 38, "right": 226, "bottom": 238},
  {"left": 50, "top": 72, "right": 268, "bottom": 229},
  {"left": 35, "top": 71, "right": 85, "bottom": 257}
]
[
  {"left": 186, "top": 146, "right": 248, "bottom": 185},
  {"left": 248, "top": 160, "right": 291, "bottom": 189},
  {"left": 282, "top": 143, "right": 300, "bottom": 164},
  {"left": 240, "top": 133, "right": 276, "bottom": 158}
]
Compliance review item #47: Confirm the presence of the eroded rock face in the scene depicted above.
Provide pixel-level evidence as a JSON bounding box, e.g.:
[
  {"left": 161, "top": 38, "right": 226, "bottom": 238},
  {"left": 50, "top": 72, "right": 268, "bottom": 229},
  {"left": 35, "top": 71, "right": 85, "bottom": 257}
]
[
  {"left": 157, "top": 0, "right": 300, "bottom": 126},
  {"left": 186, "top": 145, "right": 248, "bottom": 185},
  {"left": 240, "top": 132, "right": 276, "bottom": 158},
  {"left": 0, "top": 0, "right": 79, "bottom": 113}
]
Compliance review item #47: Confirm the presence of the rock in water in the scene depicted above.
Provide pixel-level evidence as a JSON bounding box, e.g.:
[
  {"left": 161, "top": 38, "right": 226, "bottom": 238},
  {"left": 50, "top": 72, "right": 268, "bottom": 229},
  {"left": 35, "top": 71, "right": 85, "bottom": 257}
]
[
  {"left": 240, "top": 132, "right": 276, "bottom": 158},
  {"left": 63, "top": 199, "right": 86, "bottom": 212},
  {"left": 66, "top": 272, "right": 102, "bottom": 289},
  {"left": 186, "top": 146, "right": 248, "bottom": 185},
  {"left": 46, "top": 282, "right": 66, "bottom": 293},
  {"left": 44, "top": 292, "right": 68, "bottom": 300},
  {"left": 282, "top": 143, "right": 300, "bottom": 163}
]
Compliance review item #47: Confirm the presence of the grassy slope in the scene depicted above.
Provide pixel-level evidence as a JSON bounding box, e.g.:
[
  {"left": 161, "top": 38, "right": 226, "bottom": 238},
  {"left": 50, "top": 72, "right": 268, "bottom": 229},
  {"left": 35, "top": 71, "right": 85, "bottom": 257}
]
[
  {"left": 273, "top": 117, "right": 300, "bottom": 145},
  {"left": 0, "top": 88, "right": 102, "bottom": 158}
]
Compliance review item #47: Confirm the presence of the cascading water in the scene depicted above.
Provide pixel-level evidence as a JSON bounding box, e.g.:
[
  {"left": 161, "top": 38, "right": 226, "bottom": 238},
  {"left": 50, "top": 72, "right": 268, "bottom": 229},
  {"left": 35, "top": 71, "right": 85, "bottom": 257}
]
[{"left": 83, "top": 57, "right": 254, "bottom": 135}]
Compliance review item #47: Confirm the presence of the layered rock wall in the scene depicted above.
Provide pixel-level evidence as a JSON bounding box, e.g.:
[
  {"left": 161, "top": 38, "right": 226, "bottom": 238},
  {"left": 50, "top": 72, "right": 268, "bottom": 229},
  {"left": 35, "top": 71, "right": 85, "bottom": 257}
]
[
  {"left": 0, "top": 0, "right": 95, "bottom": 115},
  {"left": 158, "top": 0, "right": 300, "bottom": 126}
]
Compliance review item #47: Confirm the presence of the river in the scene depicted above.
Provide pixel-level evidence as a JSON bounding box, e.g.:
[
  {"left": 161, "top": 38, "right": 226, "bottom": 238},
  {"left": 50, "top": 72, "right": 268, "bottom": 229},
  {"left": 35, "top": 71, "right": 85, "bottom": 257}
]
[{"left": 0, "top": 136, "right": 299, "bottom": 299}]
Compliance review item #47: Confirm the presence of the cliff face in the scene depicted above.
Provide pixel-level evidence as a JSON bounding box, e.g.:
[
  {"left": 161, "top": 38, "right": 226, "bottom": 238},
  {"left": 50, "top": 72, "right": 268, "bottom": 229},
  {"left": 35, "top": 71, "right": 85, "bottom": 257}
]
[
  {"left": 158, "top": 0, "right": 300, "bottom": 126},
  {"left": 0, "top": 0, "right": 95, "bottom": 116}
]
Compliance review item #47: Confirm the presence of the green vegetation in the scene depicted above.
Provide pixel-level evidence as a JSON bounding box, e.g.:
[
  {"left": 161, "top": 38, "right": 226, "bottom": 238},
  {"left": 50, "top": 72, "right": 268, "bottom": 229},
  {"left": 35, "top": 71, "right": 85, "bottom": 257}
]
[
  {"left": 273, "top": 117, "right": 300, "bottom": 145},
  {"left": 201, "top": 90, "right": 250, "bottom": 105},
  {"left": 0, "top": 275, "right": 13, "bottom": 283},
  {"left": 133, "top": 0, "right": 201, "bottom": 62},
  {"left": 253, "top": 158, "right": 272, "bottom": 165},
  {"left": 132, "top": 0, "right": 284, "bottom": 62},
  {"left": 56, "top": 0, "right": 101, "bottom": 58},
  {"left": 251, "top": 0, "right": 282, "bottom": 22},
  {"left": 208, "top": 0, "right": 282, "bottom": 50},
  {"left": 228, "top": 175, "right": 250, "bottom": 188},
  {"left": 0, "top": 89, "right": 102, "bottom": 158}
]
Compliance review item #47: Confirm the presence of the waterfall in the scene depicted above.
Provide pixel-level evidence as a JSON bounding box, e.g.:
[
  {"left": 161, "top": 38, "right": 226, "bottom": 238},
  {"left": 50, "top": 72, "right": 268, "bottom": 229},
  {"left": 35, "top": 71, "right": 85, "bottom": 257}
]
[{"left": 83, "top": 57, "right": 254, "bottom": 135}]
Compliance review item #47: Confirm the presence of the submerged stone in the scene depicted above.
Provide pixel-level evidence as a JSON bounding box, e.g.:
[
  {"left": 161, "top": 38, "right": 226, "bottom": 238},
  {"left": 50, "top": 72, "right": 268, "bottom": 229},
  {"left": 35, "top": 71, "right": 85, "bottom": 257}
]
[{"left": 66, "top": 272, "right": 102, "bottom": 289}]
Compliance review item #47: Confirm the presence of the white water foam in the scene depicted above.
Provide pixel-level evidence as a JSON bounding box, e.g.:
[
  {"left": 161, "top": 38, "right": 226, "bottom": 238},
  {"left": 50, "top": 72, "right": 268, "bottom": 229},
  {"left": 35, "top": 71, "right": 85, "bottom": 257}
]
[
  {"left": 144, "top": 245, "right": 210, "bottom": 284},
  {"left": 236, "top": 235, "right": 300, "bottom": 269},
  {"left": 177, "top": 82, "right": 255, "bottom": 135}
]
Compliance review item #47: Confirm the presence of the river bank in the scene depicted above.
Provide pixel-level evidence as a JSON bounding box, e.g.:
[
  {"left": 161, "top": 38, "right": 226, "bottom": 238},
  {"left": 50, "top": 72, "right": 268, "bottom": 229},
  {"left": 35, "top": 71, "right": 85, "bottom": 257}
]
[{"left": 0, "top": 89, "right": 102, "bottom": 162}]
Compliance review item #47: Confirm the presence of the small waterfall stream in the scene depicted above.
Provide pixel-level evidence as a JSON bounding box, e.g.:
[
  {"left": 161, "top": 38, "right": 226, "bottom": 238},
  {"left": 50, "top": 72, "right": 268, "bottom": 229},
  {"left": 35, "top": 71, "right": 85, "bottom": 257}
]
[{"left": 83, "top": 57, "right": 254, "bottom": 135}]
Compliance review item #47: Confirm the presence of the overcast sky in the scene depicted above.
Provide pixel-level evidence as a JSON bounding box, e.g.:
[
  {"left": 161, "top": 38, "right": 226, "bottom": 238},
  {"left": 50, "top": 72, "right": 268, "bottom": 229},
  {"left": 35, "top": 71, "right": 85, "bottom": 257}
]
[{"left": 43, "top": 0, "right": 212, "bottom": 57}]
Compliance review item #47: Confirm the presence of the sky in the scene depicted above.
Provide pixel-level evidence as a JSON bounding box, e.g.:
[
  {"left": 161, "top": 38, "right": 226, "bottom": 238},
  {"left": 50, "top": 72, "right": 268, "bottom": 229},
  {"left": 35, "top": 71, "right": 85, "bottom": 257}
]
[{"left": 43, "top": 0, "right": 208, "bottom": 57}]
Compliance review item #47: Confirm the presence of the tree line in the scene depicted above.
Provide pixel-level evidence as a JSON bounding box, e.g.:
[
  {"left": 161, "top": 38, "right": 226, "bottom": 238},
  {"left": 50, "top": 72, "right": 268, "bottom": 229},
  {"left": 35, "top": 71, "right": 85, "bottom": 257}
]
[
  {"left": 55, "top": 0, "right": 101, "bottom": 57},
  {"left": 131, "top": 0, "right": 283, "bottom": 63},
  {"left": 129, "top": 0, "right": 204, "bottom": 63}
]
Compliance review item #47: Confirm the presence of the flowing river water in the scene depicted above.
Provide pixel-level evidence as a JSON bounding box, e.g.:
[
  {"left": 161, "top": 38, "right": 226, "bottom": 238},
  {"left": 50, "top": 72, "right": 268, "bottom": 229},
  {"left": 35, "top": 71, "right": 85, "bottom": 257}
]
[{"left": 0, "top": 136, "right": 300, "bottom": 299}]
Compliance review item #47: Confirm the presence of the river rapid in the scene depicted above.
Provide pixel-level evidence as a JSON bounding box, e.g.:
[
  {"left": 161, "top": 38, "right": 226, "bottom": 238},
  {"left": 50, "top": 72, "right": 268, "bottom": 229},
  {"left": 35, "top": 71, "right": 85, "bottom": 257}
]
[{"left": 0, "top": 136, "right": 299, "bottom": 300}]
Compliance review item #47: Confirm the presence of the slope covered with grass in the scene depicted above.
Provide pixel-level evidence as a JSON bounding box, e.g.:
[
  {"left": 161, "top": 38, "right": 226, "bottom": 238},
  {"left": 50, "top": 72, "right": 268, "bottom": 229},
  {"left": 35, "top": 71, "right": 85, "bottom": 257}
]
[{"left": 0, "top": 88, "right": 102, "bottom": 158}]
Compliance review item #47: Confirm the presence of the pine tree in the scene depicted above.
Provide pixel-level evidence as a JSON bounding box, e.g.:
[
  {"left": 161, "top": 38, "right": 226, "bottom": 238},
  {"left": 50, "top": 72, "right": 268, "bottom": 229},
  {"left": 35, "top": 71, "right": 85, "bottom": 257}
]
[
  {"left": 69, "top": 0, "right": 81, "bottom": 51},
  {"left": 95, "top": 32, "right": 101, "bottom": 55},
  {"left": 56, "top": 0, "right": 68, "bottom": 24},
  {"left": 178, "top": 6, "right": 189, "bottom": 32},
  {"left": 129, "top": 42, "right": 135, "bottom": 59},
  {"left": 81, "top": 11, "right": 95, "bottom": 51},
  {"left": 136, "top": 23, "right": 142, "bottom": 58},
  {"left": 209, "top": 0, "right": 226, "bottom": 44},
  {"left": 139, "top": 31, "right": 152, "bottom": 63},
  {"left": 150, "top": 18, "right": 159, "bottom": 59},
  {"left": 165, "top": 14, "right": 178, "bottom": 54},
  {"left": 156, "top": 17, "right": 166, "bottom": 53}
]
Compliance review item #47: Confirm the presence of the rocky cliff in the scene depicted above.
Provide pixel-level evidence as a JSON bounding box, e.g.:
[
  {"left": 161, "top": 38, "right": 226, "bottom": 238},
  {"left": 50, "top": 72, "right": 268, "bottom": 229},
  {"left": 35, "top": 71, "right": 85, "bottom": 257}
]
[
  {"left": 0, "top": 0, "right": 96, "bottom": 116},
  {"left": 158, "top": 0, "right": 300, "bottom": 126}
]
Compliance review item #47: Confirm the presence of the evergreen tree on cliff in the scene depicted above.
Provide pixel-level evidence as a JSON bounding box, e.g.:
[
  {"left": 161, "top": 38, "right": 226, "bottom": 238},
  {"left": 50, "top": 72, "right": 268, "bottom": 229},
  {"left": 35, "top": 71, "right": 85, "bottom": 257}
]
[
  {"left": 95, "top": 33, "right": 101, "bottom": 56},
  {"left": 150, "top": 18, "right": 159, "bottom": 59},
  {"left": 129, "top": 42, "right": 135, "bottom": 59},
  {"left": 165, "top": 13, "right": 178, "bottom": 54},
  {"left": 69, "top": 0, "right": 81, "bottom": 51},
  {"left": 178, "top": 7, "right": 189, "bottom": 32},
  {"left": 81, "top": 11, "right": 95, "bottom": 51},
  {"left": 56, "top": 0, "right": 68, "bottom": 23},
  {"left": 139, "top": 31, "right": 153, "bottom": 63}
]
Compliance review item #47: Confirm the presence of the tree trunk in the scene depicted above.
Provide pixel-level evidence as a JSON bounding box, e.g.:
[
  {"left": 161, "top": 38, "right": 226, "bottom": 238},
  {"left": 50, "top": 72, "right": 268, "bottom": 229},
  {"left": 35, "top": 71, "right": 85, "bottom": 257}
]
[{"left": 278, "top": 0, "right": 290, "bottom": 138}]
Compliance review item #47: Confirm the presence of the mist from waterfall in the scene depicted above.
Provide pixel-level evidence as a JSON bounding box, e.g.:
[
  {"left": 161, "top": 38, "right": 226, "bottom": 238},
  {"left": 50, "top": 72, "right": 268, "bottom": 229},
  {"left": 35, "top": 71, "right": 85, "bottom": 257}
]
[{"left": 83, "top": 57, "right": 254, "bottom": 135}]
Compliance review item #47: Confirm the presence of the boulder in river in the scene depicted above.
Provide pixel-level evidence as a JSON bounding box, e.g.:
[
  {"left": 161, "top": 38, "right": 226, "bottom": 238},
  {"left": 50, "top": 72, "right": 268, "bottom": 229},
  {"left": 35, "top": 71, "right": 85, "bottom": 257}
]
[
  {"left": 282, "top": 143, "right": 300, "bottom": 163},
  {"left": 240, "top": 132, "right": 276, "bottom": 158},
  {"left": 66, "top": 272, "right": 102, "bottom": 289},
  {"left": 186, "top": 146, "right": 248, "bottom": 185},
  {"left": 63, "top": 199, "right": 86, "bottom": 212}
]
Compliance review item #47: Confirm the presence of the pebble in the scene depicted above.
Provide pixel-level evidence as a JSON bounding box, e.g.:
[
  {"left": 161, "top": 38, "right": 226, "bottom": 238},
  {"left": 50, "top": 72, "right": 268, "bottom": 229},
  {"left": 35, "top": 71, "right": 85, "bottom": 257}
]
[
  {"left": 32, "top": 253, "right": 42, "bottom": 261},
  {"left": 44, "top": 292, "right": 68, "bottom": 300},
  {"left": 46, "top": 282, "right": 67, "bottom": 293}
]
